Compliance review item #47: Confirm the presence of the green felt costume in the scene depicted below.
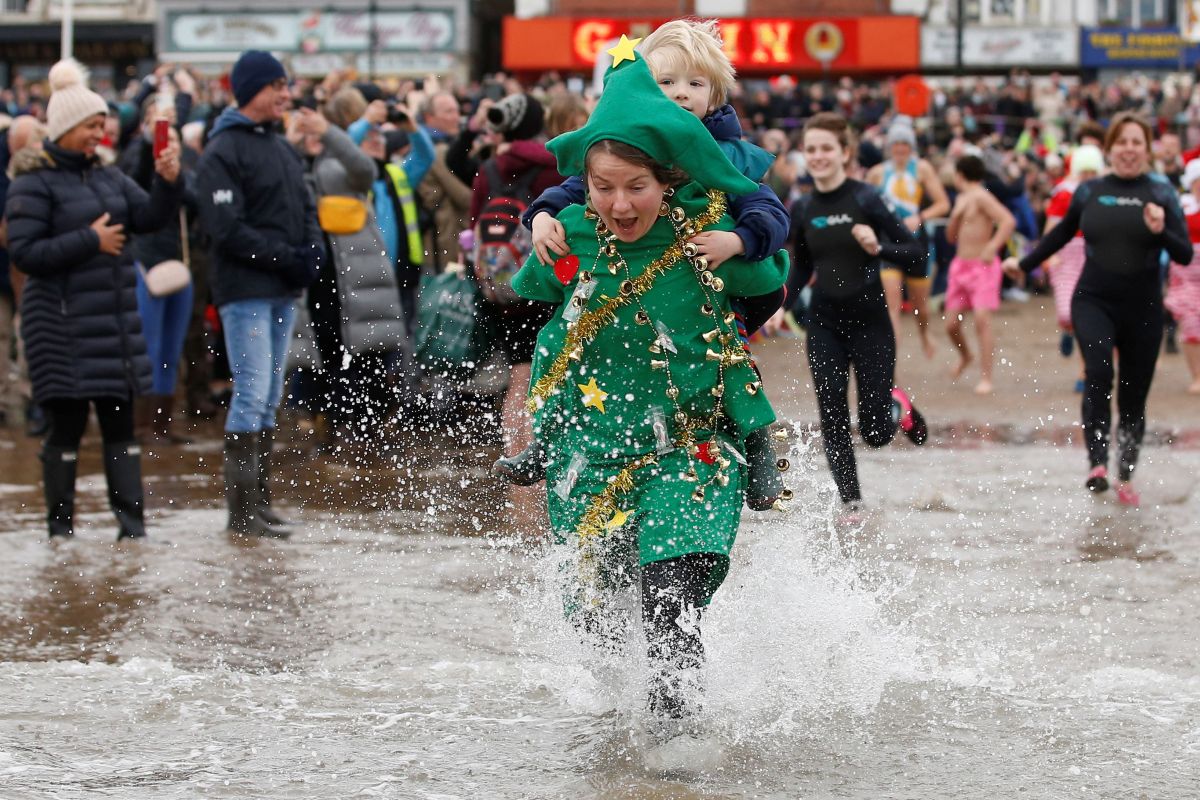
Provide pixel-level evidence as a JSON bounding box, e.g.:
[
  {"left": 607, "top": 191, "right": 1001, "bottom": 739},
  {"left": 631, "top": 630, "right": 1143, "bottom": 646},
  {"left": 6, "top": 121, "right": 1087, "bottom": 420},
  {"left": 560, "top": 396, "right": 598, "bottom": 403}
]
[{"left": 510, "top": 51, "right": 788, "bottom": 602}]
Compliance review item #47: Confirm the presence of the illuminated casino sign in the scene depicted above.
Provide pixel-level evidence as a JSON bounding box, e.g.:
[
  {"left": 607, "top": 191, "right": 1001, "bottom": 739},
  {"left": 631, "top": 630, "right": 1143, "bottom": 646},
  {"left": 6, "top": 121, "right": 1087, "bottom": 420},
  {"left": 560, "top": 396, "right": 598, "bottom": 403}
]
[{"left": 504, "top": 16, "right": 920, "bottom": 74}]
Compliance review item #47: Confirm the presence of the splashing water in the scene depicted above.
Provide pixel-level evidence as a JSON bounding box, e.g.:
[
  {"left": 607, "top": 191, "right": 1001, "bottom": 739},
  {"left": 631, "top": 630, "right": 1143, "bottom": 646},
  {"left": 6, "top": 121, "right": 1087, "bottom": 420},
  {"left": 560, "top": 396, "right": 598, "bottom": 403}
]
[{"left": 506, "top": 430, "right": 921, "bottom": 771}]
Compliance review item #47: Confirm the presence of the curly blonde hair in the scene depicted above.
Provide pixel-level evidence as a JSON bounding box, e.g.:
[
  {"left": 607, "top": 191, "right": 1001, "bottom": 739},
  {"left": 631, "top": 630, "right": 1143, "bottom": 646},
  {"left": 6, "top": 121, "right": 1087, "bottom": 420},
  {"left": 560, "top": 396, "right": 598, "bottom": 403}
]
[{"left": 640, "top": 19, "right": 736, "bottom": 113}]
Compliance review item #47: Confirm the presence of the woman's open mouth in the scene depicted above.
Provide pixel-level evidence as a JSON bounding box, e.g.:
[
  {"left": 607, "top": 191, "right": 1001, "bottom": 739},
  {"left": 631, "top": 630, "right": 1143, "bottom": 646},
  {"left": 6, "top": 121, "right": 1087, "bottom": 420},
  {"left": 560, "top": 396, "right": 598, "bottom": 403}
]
[{"left": 613, "top": 217, "right": 640, "bottom": 236}]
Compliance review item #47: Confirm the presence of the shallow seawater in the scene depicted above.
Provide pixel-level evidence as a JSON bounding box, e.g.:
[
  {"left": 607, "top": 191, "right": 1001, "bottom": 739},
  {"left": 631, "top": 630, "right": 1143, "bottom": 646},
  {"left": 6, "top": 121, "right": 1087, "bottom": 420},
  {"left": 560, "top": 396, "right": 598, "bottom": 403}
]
[{"left": 0, "top": 432, "right": 1197, "bottom": 799}]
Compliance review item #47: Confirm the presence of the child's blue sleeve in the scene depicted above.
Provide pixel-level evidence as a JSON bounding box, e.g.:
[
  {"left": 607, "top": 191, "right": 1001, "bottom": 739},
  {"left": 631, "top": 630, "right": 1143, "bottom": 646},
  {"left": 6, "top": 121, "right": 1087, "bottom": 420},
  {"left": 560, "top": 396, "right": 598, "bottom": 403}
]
[
  {"left": 728, "top": 183, "right": 790, "bottom": 262},
  {"left": 402, "top": 126, "right": 436, "bottom": 187},
  {"left": 522, "top": 175, "right": 586, "bottom": 229}
]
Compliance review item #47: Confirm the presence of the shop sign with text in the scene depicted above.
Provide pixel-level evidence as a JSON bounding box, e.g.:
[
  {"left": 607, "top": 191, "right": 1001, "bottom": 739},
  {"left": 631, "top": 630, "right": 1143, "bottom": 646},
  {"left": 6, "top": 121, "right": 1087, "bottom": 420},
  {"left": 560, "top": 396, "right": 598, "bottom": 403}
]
[
  {"left": 1079, "top": 27, "right": 1200, "bottom": 68},
  {"left": 165, "top": 9, "right": 458, "bottom": 54},
  {"left": 922, "top": 26, "right": 1078, "bottom": 67},
  {"left": 503, "top": 17, "right": 919, "bottom": 73}
]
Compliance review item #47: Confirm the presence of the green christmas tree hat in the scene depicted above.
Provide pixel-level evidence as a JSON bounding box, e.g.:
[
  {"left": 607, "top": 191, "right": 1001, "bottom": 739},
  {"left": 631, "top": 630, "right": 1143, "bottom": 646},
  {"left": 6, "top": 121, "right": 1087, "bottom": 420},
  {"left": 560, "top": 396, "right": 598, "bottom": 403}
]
[{"left": 547, "top": 40, "right": 757, "bottom": 197}]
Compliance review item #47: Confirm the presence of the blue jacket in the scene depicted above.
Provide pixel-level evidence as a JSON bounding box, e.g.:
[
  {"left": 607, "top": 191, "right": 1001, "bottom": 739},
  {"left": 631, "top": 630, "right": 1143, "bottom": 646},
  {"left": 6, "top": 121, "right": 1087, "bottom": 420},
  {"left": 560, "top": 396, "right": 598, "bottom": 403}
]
[
  {"left": 347, "top": 118, "right": 434, "bottom": 265},
  {"left": 522, "top": 103, "right": 790, "bottom": 262},
  {"left": 195, "top": 108, "right": 324, "bottom": 307}
]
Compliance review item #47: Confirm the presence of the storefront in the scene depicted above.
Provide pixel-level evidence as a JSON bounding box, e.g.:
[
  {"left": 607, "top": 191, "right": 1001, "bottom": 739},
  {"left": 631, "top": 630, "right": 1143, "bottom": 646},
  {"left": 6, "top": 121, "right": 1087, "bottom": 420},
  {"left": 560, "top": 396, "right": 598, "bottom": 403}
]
[
  {"left": 921, "top": 26, "right": 1079, "bottom": 71},
  {"left": 155, "top": 0, "right": 469, "bottom": 80},
  {"left": 0, "top": 23, "right": 155, "bottom": 90},
  {"left": 501, "top": 16, "right": 920, "bottom": 77},
  {"left": 1079, "top": 27, "right": 1200, "bottom": 75}
]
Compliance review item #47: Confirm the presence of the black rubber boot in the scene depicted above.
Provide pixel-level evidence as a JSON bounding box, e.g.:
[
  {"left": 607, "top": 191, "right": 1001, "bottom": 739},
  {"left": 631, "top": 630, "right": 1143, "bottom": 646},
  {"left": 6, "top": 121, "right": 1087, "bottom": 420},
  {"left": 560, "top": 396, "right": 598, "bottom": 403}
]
[
  {"left": 103, "top": 441, "right": 146, "bottom": 540},
  {"left": 745, "top": 427, "right": 785, "bottom": 511},
  {"left": 256, "top": 428, "right": 292, "bottom": 526},
  {"left": 41, "top": 446, "right": 78, "bottom": 539},
  {"left": 492, "top": 438, "right": 547, "bottom": 486},
  {"left": 223, "top": 432, "right": 291, "bottom": 538}
]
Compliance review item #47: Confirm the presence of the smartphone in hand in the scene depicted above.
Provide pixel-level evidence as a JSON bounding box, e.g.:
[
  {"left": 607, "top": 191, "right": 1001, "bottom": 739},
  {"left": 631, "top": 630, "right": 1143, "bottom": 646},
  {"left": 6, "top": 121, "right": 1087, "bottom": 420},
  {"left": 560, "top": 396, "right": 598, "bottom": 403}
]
[{"left": 153, "top": 118, "right": 169, "bottom": 158}]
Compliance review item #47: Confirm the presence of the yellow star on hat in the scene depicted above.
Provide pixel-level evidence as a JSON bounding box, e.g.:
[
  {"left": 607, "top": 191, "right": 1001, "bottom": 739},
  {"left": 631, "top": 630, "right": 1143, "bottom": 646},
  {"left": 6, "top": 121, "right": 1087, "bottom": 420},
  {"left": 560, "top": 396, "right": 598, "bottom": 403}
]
[
  {"left": 577, "top": 376, "right": 608, "bottom": 413},
  {"left": 606, "top": 508, "right": 630, "bottom": 530},
  {"left": 606, "top": 34, "right": 642, "bottom": 68}
]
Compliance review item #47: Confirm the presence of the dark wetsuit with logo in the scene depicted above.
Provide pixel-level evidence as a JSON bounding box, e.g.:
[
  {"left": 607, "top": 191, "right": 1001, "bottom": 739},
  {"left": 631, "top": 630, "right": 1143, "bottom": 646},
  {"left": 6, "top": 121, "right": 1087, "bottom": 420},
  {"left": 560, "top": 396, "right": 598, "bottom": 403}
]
[
  {"left": 1020, "top": 174, "right": 1192, "bottom": 481},
  {"left": 788, "top": 178, "right": 925, "bottom": 504}
]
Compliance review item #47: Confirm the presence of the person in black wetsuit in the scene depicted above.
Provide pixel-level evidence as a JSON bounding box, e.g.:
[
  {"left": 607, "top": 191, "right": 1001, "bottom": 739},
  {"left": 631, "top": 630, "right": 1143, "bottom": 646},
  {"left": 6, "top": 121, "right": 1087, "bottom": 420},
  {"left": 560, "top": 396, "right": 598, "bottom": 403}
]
[
  {"left": 1003, "top": 112, "right": 1192, "bottom": 507},
  {"left": 788, "top": 113, "right": 929, "bottom": 517}
]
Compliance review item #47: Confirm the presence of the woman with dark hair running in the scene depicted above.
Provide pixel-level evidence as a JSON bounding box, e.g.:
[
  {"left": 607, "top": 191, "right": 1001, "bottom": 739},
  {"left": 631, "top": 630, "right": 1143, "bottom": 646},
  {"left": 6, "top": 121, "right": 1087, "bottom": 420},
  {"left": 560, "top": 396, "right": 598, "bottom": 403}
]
[
  {"left": 1003, "top": 112, "right": 1192, "bottom": 506},
  {"left": 788, "top": 112, "right": 929, "bottom": 519}
]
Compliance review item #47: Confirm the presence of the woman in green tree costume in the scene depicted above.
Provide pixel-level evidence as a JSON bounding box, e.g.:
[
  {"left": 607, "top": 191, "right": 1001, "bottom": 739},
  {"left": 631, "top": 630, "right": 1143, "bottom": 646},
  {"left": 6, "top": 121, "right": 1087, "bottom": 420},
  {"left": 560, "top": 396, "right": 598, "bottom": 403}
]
[{"left": 509, "top": 42, "right": 790, "bottom": 723}]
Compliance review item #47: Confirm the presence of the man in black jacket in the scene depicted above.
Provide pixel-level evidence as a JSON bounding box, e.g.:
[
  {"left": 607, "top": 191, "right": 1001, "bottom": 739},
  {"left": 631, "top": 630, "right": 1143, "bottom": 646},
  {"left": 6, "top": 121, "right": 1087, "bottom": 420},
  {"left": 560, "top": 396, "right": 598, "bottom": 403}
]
[{"left": 195, "top": 50, "right": 324, "bottom": 539}]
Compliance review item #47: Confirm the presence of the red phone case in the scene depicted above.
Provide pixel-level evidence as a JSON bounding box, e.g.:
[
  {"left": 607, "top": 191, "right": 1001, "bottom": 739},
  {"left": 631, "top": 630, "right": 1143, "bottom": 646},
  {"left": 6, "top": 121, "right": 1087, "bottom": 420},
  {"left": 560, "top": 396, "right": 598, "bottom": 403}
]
[{"left": 153, "top": 119, "right": 169, "bottom": 158}]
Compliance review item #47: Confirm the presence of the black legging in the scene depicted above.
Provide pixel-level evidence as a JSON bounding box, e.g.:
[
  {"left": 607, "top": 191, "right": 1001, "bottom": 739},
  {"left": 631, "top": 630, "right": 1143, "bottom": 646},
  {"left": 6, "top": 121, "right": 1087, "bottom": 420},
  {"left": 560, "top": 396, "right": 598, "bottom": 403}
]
[
  {"left": 1072, "top": 290, "right": 1163, "bottom": 481},
  {"left": 44, "top": 397, "right": 136, "bottom": 448},
  {"left": 807, "top": 302, "right": 897, "bottom": 504},
  {"left": 641, "top": 552, "right": 720, "bottom": 719}
]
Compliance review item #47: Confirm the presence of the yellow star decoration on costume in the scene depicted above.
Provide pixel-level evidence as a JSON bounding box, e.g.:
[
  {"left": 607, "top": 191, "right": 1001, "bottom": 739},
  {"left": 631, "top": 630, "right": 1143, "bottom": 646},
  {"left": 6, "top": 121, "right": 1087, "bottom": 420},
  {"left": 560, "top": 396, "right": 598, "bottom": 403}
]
[
  {"left": 606, "top": 34, "right": 643, "bottom": 68},
  {"left": 577, "top": 377, "right": 608, "bottom": 413},
  {"left": 606, "top": 508, "right": 630, "bottom": 530}
]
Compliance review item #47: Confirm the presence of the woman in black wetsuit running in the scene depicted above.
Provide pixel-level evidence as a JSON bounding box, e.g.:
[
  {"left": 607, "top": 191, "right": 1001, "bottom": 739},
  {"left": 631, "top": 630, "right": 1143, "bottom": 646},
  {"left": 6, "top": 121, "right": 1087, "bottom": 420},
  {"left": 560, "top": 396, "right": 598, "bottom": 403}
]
[
  {"left": 1003, "top": 112, "right": 1192, "bottom": 507},
  {"left": 788, "top": 112, "right": 929, "bottom": 518}
]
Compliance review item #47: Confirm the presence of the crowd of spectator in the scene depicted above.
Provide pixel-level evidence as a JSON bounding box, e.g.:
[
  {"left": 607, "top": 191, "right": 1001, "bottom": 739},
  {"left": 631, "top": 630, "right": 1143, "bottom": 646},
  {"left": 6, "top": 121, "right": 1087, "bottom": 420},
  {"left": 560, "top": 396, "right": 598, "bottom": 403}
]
[{"left": 5, "top": 53, "right": 1200, "bottom": 538}]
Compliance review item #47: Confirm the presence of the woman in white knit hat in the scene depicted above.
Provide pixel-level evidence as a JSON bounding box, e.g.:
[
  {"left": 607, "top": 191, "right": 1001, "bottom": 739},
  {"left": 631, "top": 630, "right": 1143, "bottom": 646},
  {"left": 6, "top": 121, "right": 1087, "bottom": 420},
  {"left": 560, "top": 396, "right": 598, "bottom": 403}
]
[{"left": 3, "top": 58, "right": 182, "bottom": 540}]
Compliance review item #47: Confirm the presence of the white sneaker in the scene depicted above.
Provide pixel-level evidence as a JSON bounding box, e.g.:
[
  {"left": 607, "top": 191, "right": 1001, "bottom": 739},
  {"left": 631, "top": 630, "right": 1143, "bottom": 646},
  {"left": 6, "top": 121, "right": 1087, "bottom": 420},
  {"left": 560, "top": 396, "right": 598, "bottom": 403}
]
[{"left": 1002, "top": 287, "right": 1031, "bottom": 303}]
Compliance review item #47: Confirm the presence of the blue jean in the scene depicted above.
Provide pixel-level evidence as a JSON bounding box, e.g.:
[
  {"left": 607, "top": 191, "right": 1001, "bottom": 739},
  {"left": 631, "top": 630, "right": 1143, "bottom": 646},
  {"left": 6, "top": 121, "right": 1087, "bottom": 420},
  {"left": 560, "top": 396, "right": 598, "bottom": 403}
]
[
  {"left": 218, "top": 298, "right": 296, "bottom": 434},
  {"left": 135, "top": 268, "right": 194, "bottom": 395}
]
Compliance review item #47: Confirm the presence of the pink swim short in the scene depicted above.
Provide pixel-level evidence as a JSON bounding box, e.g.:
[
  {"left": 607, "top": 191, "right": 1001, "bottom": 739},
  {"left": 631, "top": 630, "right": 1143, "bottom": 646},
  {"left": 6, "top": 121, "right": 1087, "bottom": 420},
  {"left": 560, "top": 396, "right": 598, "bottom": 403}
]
[{"left": 944, "top": 256, "right": 1002, "bottom": 314}]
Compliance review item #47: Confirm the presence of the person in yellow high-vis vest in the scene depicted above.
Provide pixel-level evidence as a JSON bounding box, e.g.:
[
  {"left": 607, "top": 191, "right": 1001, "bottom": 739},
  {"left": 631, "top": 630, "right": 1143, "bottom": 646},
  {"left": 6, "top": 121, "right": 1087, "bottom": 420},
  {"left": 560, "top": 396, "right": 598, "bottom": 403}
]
[{"left": 352, "top": 120, "right": 434, "bottom": 333}]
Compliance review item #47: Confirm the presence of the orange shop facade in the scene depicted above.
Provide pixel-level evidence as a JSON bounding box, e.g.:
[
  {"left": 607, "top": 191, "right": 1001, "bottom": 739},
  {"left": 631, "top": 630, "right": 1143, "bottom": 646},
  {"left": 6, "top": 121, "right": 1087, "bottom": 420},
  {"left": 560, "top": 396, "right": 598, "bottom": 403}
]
[{"left": 501, "top": 16, "right": 921, "bottom": 77}]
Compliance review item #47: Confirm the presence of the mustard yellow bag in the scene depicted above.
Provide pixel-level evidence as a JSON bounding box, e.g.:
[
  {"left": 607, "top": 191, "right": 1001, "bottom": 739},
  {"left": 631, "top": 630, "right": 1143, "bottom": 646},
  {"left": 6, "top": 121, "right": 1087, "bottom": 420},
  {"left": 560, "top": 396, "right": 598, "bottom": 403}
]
[{"left": 317, "top": 195, "right": 367, "bottom": 235}]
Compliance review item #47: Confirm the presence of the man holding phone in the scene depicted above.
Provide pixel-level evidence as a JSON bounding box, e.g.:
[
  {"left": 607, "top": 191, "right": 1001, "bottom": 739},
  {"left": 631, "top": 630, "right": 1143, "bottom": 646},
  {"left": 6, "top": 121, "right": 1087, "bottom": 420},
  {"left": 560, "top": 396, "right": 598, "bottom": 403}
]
[{"left": 196, "top": 50, "right": 324, "bottom": 538}]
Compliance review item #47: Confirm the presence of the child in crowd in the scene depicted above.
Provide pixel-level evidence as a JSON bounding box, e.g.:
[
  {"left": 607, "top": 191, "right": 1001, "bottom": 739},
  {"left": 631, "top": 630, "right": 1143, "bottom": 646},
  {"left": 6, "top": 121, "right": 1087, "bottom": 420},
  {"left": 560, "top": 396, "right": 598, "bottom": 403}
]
[
  {"left": 944, "top": 154, "right": 1016, "bottom": 395},
  {"left": 495, "top": 18, "right": 792, "bottom": 511}
]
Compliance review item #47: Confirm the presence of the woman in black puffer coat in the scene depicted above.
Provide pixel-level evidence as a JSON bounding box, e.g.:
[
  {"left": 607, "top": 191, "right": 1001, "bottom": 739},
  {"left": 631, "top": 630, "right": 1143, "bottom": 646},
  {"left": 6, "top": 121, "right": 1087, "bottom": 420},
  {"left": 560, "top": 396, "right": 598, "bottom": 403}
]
[{"left": 4, "top": 59, "right": 182, "bottom": 540}]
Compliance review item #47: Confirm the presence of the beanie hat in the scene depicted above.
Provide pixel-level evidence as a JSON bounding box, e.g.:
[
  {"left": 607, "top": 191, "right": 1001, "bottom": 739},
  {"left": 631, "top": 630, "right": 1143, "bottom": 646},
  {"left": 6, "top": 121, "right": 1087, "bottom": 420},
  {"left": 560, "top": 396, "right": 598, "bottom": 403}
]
[
  {"left": 486, "top": 94, "right": 544, "bottom": 142},
  {"left": 886, "top": 115, "right": 917, "bottom": 149},
  {"left": 1070, "top": 143, "right": 1105, "bottom": 178},
  {"left": 45, "top": 59, "right": 109, "bottom": 142},
  {"left": 231, "top": 50, "right": 287, "bottom": 109},
  {"left": 547, "top": 52, "right": 756, "bottom": 197}
]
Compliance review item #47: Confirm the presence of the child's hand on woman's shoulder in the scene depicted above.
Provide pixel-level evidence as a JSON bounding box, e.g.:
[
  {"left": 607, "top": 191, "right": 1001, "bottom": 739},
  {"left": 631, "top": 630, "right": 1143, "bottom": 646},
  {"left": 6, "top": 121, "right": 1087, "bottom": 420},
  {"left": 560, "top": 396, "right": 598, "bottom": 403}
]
[{"left": 689, "top": 230, "right": 744, "bottom": 268}]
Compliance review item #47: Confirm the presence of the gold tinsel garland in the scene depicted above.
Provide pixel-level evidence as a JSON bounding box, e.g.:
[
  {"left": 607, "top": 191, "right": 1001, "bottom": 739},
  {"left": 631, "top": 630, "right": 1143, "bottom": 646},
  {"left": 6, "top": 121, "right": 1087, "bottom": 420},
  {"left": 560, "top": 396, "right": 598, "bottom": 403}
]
[
  {"left": 526, "top": 190, "right": 728, "bottom": 412},
  {"left": 574, "top": 452, "right": 659, "bottom": 544},
  {"left": 573, "top": 451, "right": 659, "bottom": 607}
]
